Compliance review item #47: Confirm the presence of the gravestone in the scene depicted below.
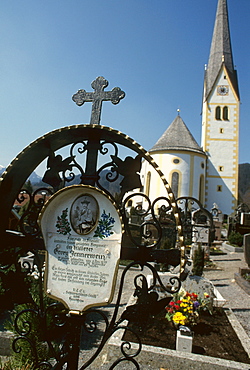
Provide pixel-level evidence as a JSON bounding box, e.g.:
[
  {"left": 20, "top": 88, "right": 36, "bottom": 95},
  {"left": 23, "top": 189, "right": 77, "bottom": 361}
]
[
  {"left": 191, "top": 210, "right": 209, "bottom": 244},
  {"left": 241, "top": 213, "right": 250, "bottom": 226},
  {"left": 243, "top": 233, "right": 250, "bottom": 268}
]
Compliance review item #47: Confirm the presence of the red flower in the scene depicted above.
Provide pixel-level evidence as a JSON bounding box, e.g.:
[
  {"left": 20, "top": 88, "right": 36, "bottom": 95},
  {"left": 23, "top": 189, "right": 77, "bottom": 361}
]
[{"left": 191, "top": 293, "right": 198, "bottom": 300}]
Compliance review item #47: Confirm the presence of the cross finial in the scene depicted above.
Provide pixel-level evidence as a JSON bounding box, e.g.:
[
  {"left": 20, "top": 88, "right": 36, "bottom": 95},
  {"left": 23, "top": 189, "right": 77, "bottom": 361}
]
[{"left": 72, "top": 76, "right": 125, "bottom": 125}]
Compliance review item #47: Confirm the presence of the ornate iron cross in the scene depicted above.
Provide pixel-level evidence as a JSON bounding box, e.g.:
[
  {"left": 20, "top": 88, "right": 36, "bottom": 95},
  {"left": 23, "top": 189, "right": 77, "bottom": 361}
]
[{"left": 72, "top": 76, "right": 125, "bottom": 125}]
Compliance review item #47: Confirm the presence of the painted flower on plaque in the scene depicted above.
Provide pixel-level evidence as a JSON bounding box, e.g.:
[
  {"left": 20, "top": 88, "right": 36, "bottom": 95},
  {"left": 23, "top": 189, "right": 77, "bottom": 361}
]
[
  {"left": 94, "top": 210, "right": 116, "bottom": 239},
  {"left": 56, "top": 208, "right": 71, "bottom": 235}
]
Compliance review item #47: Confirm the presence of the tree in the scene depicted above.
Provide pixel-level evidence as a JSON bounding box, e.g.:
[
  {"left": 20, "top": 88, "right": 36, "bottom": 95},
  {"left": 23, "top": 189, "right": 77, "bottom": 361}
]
[
  {"left": 192, "top": 243, "right": 204, "bottom": 276},
  {"left": 23, "top": 179, "right": 33, "bottom": 194}
]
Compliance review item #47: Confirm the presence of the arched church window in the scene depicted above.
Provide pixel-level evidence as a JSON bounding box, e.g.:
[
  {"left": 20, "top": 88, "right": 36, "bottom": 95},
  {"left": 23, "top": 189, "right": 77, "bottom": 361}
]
[
  {"left": 199, "top": 175, "right": 205, "bottom": 205},
  {"left": 171, "top": 172, "right": 179, "bottom": 198},
  {"left": 215, "top": 106, "right": 221, "bottom": 120},
  {"left": 223, "top": 106, "right": 229, "bottom": 120},
  {"left": 145, "top": 171, "right": 151, "bottom": 197}
]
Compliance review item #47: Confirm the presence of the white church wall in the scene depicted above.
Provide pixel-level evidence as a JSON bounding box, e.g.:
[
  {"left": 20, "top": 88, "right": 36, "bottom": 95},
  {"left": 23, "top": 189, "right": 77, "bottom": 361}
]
[
  {"left": 139, "top": 151, "right": 206, "bottom": 204},
  {"left": 205, "top": 176, "right": 236, "bottom": 215},
  {"left": 192, "top": 155, "right": 206, "bottom": 202}
]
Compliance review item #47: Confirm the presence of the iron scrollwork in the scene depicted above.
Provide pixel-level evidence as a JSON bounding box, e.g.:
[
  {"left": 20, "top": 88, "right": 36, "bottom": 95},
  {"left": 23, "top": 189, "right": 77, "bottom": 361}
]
[{"left": 1, "top": 124, "right": 185, "bottom": 369}]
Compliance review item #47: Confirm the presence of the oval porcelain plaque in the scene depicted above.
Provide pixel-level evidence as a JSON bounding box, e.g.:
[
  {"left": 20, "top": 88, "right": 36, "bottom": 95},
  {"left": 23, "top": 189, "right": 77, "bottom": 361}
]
[{"left": 39, "top": 185, "right": 122, "bottom": 312}]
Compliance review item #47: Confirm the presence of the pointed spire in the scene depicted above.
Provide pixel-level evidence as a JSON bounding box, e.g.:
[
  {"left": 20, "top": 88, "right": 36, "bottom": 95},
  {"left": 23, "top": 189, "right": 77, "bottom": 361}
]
[{"left": 205, "top": 0, "right": 239, "bottom": 100}]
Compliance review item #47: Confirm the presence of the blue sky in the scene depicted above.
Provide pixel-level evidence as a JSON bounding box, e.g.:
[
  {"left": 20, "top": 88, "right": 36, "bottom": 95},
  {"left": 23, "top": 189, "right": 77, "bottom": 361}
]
[{"left": 1, "top": 0, "right": 250, "bottom": 175}]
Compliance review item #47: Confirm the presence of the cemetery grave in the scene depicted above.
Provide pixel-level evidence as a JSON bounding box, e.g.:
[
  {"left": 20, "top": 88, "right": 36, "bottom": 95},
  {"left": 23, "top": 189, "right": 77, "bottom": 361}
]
[{"left": 0, "top": 77, "right": 249, "bottom": 369}]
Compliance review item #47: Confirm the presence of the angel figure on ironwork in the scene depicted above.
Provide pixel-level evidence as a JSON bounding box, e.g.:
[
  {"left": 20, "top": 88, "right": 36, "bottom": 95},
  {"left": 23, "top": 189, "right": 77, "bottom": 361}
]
[
  {"left": 111, "top": 154, "right": 142, "bottom": 197},
  {"left": 42, "top": 152, "right": 75, "bottom": 190}
]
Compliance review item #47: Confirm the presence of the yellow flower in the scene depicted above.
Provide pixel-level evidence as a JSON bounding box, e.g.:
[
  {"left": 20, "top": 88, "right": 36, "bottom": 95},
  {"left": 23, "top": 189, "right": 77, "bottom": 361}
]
[
  {"left": 173, "top": 312, "right": 187, "bottom": 325},
  {"left": 180, "top": 303, "right": 188, "bottom": 308}
]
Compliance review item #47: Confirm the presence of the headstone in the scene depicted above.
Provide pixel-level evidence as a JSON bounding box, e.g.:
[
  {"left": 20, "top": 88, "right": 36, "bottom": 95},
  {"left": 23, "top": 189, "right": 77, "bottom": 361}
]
[
  {"left": 243, "top": 233, "right": 250, "bottom": 268},
  {"left": 192, "top": 225, "right": 209, "bottom": 244},
  {"left": 241, "top": 213, "right": 250, "bottom": 226},
  {"left": 182, "top": 275, "right": 214, "bottom": 312},
  {"left": 182, "top": 275, "right": 213, "bottom": 296},
  {"left": 39, "top": 185, "right": 122, "bottom": 312},
  {"left": 191, "top": 210, "right": 209, "bottom": 244},
  {"left": 213, "top": 220, "right": 222, "bottom": 241}
]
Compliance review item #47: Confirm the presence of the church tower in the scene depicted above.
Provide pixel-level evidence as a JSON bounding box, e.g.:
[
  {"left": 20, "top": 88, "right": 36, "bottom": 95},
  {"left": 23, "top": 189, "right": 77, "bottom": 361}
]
[{"left": 201, "top": 0, "right": 240, "bottom": 216}]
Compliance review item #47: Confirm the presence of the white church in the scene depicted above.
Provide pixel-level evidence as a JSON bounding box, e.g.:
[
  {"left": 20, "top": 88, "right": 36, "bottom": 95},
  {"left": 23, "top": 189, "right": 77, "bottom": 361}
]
[{"left": 140, "top": 0, "right": 239, "bottom": 217}]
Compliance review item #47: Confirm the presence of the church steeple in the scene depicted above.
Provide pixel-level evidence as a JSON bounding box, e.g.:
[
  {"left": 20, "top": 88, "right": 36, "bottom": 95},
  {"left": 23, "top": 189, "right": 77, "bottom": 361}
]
[
  {"left": 201, "top": 0, "right": 240, "bottom": 216},
  {"left": 205, "top": 0, "right": 239, "bottom": 100}
]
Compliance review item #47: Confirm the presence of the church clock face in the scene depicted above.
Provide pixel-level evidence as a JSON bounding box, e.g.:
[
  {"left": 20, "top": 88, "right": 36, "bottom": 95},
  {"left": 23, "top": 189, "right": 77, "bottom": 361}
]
[{"left": 217, "top": 85, "right": 229, "bottom": 96}]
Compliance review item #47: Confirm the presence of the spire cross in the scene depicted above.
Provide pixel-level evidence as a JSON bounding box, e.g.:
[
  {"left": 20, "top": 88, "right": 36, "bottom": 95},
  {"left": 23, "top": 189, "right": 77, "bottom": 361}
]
[{"left": 72, "top": 76, "right": 125, "bottom": 125}]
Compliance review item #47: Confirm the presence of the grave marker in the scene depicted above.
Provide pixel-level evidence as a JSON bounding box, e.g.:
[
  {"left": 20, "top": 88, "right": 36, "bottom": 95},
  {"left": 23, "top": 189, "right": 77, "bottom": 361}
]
[
  {"left": 39, "top": 185, "right": 122, "bottom": 312},
  {"left": 72, "top": 76, "right": 125, "bottom": 125}
]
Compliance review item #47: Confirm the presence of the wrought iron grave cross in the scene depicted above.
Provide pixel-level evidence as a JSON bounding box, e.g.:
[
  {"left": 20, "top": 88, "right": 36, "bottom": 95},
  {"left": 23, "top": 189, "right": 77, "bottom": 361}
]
[{"left": 72, "top": 76, "right": 125, "bottom": 125}]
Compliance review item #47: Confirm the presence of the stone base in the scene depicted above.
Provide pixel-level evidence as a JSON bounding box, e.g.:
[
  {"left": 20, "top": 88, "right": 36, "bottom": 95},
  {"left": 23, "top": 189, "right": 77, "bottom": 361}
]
[
  {"left": 176, "top": 329, "right": 193, "bottom": 353},
  {"left": 223, "top": 242, "right": 243, "bottom": 253},
  {"left": 235, "top": 269, "right": 250, "bottom": 295},
  {"left": 0, "top": 331, "right": 14, "bottom": 356}
]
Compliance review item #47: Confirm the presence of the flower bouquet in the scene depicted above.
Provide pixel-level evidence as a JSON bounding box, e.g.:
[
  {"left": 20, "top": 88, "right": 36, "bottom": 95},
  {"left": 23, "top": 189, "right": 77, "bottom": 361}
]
[{"left": 165, "top": 289, "right": 212, "bottom": 328}]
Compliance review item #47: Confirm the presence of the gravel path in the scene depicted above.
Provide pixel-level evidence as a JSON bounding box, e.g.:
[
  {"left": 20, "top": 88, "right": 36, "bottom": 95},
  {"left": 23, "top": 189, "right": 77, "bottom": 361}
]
[{"left": 203, "top": 245, "right": 250, "bottom": 337}]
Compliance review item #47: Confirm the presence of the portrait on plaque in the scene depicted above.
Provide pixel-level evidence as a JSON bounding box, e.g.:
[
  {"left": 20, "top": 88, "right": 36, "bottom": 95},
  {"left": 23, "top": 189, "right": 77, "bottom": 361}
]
[{"left": 70, "top": 194, "right": 98, "bottom": 235}]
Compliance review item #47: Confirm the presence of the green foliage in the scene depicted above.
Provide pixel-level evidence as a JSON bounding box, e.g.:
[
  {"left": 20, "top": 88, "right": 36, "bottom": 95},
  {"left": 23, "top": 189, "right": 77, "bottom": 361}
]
[
  {"left": 192, "top": 244, "right": 204, "bottom": 276},
  {"left": 0, "top": 357, "right": 34, "bottom": 370},
  {"left": 243, "top": 273, "right": 250, "bottom": 282},
  {"left": 3, "top": 277, "right": 65, "bottom": 368},
  {"left": 4, "top": 302, "right": 50, "bottom": 369},
  {"left": 228, "top": 231, "right": 243, "bottom": 247},
  {"left": 1, "top": 254, "right": 65, "bottom": 368}
]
